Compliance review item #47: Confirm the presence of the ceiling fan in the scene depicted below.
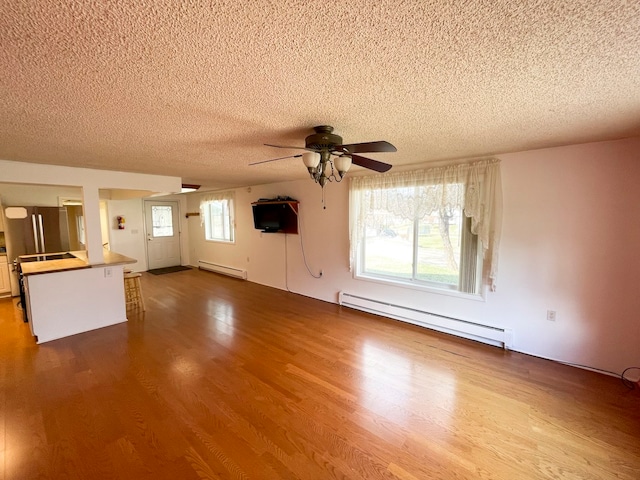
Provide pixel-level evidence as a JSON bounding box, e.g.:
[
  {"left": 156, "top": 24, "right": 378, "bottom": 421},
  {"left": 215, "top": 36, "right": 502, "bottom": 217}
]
[{"left": 251, "top": 125, "right": 396, "bottom": 188}]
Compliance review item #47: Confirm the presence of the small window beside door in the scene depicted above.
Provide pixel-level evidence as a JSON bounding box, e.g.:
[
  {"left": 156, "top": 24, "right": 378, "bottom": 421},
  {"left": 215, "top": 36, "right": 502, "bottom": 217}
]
[{"left": 202, "top": 195, "right": 235, "bottom": 243}]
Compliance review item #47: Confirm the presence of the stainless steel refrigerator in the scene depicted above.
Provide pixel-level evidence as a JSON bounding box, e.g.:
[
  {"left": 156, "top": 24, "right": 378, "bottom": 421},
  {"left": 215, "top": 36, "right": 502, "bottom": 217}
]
[
  {"left": 4, "top": 206, "right": 71, "bottom": 295},
  {"left": 6, "top": 206, "right": 71, "bottom": 256}
]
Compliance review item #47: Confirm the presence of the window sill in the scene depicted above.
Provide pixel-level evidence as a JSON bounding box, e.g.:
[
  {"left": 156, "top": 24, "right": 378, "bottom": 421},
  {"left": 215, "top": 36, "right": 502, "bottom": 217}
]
[
  {"left": 353, "top": 272, "right": 486, "bottom": 302},
  {"left": 204, "top": 239, "right": 235, "bottom": 245}
]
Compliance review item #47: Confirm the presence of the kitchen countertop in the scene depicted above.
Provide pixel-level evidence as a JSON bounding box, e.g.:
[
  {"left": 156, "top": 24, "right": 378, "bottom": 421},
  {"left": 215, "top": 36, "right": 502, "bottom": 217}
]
[{"left": 20, "top": 250, "right": 136, "bottom": 276}]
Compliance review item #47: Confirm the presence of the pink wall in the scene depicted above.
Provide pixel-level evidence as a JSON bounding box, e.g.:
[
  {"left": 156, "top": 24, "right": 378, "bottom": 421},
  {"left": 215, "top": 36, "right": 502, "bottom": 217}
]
[
  {"left": 188, "top": 137, "right": 640, "bottom": 377},
  {"left": 497, "top": 138, "right": 640, "bottom": 371}
]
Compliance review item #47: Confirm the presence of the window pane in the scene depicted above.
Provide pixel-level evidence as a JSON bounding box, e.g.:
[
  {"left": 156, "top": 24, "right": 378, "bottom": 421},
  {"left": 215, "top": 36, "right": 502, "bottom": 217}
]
[
  {"left": 152, "top": 205, "right": 173, "bottom": 237},
  {"left": 353, "top": 183, "right": 480, "bottom": 294},
  {"left": 415, "top": 208, "right": 463, "bottom": 286},
  {"left": 204, "top": 199, "right": 234, "bottom": 242},
  {"left": 362, "top": 216, "right": 414, "bottom": 279}
]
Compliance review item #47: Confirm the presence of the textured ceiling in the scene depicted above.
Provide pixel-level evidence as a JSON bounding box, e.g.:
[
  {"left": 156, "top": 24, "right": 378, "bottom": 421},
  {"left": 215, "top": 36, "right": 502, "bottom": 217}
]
[{"left": 1, "top": 1, "right": 639, "bottom": 189}]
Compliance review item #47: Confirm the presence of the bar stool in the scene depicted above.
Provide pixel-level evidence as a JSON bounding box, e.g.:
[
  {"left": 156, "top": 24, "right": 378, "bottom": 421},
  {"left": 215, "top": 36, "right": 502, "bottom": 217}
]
[{"left": 124, "top": 272, "right": 145, "bottom": 312}]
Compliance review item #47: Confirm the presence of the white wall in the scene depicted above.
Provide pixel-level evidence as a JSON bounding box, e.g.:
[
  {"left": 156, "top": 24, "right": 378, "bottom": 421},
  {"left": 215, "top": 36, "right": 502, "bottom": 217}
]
[
  {"left": 105, "top": 194, "right": 190, "bottom": 272},
  {"left": 107, "top": 198, "right": 148, "bottom": 271},
  {"left": 188, "top": 136, "right": 640, "bottom": 377}
]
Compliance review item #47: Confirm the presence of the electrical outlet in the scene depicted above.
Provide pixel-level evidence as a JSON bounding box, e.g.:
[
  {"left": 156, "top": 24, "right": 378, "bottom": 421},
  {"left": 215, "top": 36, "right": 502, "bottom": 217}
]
[
  {"left": 546, "top": 310, "right": 556, "bottom": 321},
  {"left": 104, "top": 267, "right": 112, "bottom": 278}
]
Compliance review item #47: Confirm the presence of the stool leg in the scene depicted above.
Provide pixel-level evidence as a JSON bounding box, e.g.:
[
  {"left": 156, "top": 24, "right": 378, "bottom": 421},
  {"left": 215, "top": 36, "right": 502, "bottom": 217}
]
[
  {"left": 124, "top": 274, "right": 144, "bottom": 314},
  {"left": 136, "top": 276, "right": 146, "bottom": 311},
  {"left": 124, "top": 278, "right": 133, "bottom": 310}
]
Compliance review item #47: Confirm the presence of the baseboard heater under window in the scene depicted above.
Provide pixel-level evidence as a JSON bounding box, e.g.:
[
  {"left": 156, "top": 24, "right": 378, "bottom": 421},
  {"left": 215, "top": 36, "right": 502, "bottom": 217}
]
[
  {"left": 339, "top": 292, "right": 513, "bottom": 350},
  {"left": 198, "top": 260, "right": 247, "bottom": 280}
]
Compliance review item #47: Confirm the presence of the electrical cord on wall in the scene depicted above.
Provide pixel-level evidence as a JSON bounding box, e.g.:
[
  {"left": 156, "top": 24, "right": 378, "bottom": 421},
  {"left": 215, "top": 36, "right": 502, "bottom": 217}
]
[
  {"left": 296, "top": 210, "right": 322, "bottom": 279},
  {"left": 284, "top": 234, "right": 290, "bottom": 292},
  {"left": 562, "top": 361, "right": 640, "bottom": 390},
  {"left": 282, "top": 202, "right": 322, "bottom": 293},
  {"left": 621, "top": 367, "right": 640, "bottom": 390}
]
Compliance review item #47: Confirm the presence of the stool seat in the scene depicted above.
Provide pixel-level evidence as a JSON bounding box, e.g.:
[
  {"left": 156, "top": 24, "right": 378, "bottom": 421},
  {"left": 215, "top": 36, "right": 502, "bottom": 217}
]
[{"left": 124, "top": 272, "right": 145, "bottom": 313}]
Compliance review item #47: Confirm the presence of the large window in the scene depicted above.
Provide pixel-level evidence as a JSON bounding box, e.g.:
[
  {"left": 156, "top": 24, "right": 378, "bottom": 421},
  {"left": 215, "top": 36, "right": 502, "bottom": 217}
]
[
  {"left": 357, "top": 186, "right": 480, "bottom": 293},
  {"left": 200, "top": 192, "right": 235, "bottom": 243},
  {"left": 350, "top": 159, "right": 502, "bottom": 293}
]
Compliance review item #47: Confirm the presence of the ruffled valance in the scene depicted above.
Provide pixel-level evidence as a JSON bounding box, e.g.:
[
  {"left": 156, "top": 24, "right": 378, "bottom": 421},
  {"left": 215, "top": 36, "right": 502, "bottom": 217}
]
[{"left": 199, "top": 191, "right": 235, "bottom": 225}]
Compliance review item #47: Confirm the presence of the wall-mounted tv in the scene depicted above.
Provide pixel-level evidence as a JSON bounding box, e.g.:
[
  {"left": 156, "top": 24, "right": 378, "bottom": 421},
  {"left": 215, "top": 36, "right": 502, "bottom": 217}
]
[
  {"left": 252, "top": 203, "right": 284, "bottom": 232},
  {"left": 252, "top": 199, "right": 299, "bottom": 234}
]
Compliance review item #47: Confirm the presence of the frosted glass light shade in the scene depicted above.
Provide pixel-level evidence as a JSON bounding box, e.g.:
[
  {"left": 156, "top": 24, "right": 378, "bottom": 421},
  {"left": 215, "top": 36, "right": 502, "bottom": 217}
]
[
  {"left": 302, "top": 152, "right": 321, "bottom": 168},
  {"left": 334, "top": 155, "right": 352, "bottom": 174}
]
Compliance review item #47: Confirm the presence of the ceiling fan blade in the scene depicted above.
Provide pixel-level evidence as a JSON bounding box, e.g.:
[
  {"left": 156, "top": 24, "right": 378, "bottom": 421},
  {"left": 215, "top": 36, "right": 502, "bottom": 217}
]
[
  {"left": 351, "top": 154, "right": 393, "bottom": 173},
  {"left": 335, "top": 141, "right": 397, "bottom": 154},
  {"left": 249, "top": 154, "right": 303, "bottom": 166},
  {"left": 265, "top": 143, "right": 314, "bottom": 151}
]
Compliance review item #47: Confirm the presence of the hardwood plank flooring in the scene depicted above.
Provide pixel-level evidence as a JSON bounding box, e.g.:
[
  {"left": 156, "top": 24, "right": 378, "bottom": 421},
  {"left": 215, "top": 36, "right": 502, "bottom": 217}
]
[{"left": 0, "top": 269, "right": 638, "bottom": 479}]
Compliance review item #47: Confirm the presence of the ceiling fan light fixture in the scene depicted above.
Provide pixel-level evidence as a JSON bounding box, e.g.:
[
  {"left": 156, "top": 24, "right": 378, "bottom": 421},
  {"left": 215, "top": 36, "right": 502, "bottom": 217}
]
[
  {"left": 302, "top": 151, "right": 321, "bottom": 169},
  {"left": 259, "top": 126, "right": 395, "bottom": 204},
  {"left": 334, "top": 155, "right": 352, "bottom": 176}
]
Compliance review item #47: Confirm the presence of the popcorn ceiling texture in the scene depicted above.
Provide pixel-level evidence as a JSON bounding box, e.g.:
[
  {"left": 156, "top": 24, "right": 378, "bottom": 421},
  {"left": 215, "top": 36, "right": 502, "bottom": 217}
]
[{"left": 1, "top": 1, "right": 639, "bottom": 188}]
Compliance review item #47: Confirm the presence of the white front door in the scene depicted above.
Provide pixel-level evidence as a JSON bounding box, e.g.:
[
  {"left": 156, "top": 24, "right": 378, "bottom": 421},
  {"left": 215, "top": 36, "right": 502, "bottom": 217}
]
[{"left": 144, "top": 200, "right": 181, "bottom": 270}]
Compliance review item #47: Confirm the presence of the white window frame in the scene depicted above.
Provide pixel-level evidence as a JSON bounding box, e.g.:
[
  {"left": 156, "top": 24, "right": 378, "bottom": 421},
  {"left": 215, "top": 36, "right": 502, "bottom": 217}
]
[
  {"left": 201, "top": 192, "right": 235, "bottom": 243},
  {"left": 349, "top": 158, "right": 502, "bottom": 293},
  {"left": 353, "top": 187, "right": 483, "bottom": 296}
]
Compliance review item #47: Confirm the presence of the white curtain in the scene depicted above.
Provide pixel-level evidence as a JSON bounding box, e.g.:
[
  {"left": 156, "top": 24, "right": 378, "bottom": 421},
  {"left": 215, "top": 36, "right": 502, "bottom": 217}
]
[
  {"left": 349, "top": 158, "right": 502, "bottom": 291},
  {"left": 199, "top": 190, "right": 235, "bottom": 225}
]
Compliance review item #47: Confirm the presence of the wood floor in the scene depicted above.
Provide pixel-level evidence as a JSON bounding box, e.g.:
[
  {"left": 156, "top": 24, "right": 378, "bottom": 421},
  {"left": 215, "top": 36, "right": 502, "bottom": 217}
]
[{"left": 1, "top": 269, "right": 639, "bottom": 479}]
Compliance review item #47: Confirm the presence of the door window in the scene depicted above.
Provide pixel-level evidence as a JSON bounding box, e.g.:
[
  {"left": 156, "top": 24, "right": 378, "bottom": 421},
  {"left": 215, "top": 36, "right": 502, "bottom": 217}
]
[{"left": 151, "top": 205, "right": 174, "bottom": 237}]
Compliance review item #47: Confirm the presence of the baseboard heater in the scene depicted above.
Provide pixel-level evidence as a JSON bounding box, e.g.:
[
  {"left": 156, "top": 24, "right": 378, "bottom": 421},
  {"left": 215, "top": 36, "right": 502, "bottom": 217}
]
[
  {"left": 198, "top": 260, "right": 247, "bottom": 280},
  {"left": 338, "top": 292, "right": 513, "bottom": 350}
]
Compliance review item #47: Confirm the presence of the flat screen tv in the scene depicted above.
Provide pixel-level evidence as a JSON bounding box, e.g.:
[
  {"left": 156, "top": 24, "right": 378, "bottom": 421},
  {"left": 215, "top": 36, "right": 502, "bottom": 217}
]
[{"left": 252, "top": 203, "right": 285, "bottom": 232}]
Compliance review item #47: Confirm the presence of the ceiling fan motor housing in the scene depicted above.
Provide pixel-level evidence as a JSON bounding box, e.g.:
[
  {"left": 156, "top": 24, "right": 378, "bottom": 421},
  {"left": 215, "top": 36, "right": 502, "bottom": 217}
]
[{"left": 305, "top": 125, "right": 343, "bottom": 151}]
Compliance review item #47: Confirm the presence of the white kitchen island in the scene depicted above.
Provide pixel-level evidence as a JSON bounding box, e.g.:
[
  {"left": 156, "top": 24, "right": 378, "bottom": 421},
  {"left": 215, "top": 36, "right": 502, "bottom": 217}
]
[{"left": 21, "top": 250, "right": 136, "bottom": 343}]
